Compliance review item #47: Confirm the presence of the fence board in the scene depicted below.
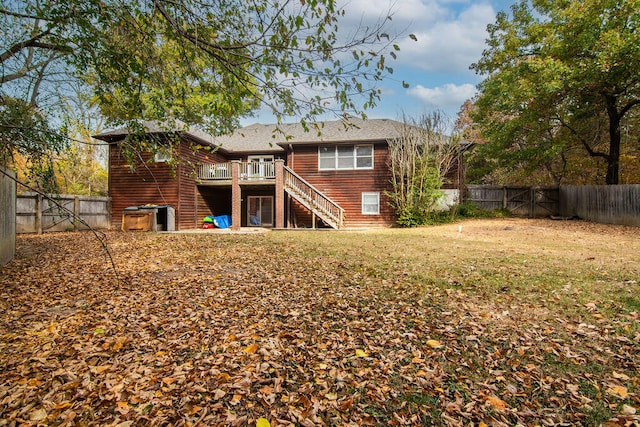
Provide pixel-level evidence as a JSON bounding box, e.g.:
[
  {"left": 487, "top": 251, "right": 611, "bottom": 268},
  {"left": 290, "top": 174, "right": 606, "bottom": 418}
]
[
  {"left": 559, "top": 185, "right": 640, "bottom": 226},
  {"left": 17, "top": 193, "right": 110, "bottom": 234},
  {"left": 465, "top": 185, "right": 559, "bottom": 218}
]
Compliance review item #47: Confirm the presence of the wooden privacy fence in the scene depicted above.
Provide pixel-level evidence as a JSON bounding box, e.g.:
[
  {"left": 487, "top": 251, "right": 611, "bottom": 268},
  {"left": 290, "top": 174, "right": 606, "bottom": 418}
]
[
  {"left": 17, "top": 193, "right": 110, "bottom": 234},
  {"left": 559, "top": 185, "right": 640, "bottom": 226},
  {"left": 1, "top": 168, "right": 16, "bottom": 265},
  {"left": 465, "top": 185, "right": 559, "bottom": 218}
]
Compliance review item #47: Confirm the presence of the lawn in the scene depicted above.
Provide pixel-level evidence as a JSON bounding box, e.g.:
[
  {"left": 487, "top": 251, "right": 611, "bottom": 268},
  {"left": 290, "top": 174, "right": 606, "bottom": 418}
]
[{"left": 1, "top": 218, "right": 638, "bottom": 426}]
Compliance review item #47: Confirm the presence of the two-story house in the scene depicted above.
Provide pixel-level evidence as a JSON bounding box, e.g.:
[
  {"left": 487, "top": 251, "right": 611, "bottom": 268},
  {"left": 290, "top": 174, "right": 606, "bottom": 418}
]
[{"left": 94, "top": 118, "right": 464, "bottom": 230}]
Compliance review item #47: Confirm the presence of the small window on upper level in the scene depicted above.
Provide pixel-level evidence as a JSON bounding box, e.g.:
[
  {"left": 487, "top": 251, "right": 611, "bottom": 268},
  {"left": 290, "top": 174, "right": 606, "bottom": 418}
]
[
  {"left": 318, "top": 145, "right": 374, "bottom": 170},
  {"left": 154, "top": 147, "right": 172, "bottom": 163}
]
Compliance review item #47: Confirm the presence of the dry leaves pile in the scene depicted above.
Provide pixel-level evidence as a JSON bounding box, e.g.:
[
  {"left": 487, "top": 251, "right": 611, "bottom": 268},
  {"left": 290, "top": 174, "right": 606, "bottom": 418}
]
[{"left": 0, "top": 219, "right": 638, "bottom": 426}]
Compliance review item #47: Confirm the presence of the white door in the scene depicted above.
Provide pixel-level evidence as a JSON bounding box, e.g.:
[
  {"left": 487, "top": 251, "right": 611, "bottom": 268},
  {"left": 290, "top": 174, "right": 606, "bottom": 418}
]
[
  {"left": 247, "top": 196, "right": 273, "bottom": 227},
  {"left": 247, "top": 155, "right": 274, "bottom": 178}
]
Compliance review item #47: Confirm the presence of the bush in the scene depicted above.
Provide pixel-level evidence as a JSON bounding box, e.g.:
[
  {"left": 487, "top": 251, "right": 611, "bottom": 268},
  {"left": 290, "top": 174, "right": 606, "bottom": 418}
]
[{"left": 454, "top": 201, "right": 512, "bottom": 219}]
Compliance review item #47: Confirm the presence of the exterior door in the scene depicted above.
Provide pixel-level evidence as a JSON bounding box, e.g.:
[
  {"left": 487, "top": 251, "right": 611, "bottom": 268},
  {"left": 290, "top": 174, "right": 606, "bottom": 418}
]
[
  {"left": 247, "top": 155, "right": 274, "bottom": 178},
  {"left": 248, "top": 196, "right": 273, "bottom": 227}
]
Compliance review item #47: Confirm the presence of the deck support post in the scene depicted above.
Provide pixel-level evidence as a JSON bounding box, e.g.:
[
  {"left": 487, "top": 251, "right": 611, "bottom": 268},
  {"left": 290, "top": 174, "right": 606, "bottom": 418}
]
[
  {"left": 275, "top": 159, "right": 285, "bottom": 229},
  {"left": 231, "top": 161, "right": 241, "bottom": 230}
]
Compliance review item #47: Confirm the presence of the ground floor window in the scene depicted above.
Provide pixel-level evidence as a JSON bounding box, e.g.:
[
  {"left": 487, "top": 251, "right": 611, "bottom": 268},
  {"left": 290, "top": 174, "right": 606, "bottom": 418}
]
[
  {"left": 362, "top": 192, "right": 380, "bottom": 215},
  {"left": 248, "top": 196, "right": 273, "bottom": 227}
]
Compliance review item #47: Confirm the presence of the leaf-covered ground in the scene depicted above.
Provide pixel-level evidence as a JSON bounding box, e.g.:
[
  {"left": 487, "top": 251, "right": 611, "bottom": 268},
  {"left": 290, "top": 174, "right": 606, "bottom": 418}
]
[{"left": 1, "top": 219, "right": 639, "bottom": 426}]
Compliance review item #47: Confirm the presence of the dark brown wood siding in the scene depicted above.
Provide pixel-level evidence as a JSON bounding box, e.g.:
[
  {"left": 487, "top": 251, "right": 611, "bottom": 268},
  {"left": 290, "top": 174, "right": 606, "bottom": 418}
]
[
  {"left": 109, "top": 136, "right": 229, "bottom": 230},
  {"left": 109, "top": 144, "right": 179, "bottom": 230},
  {"left": 287, "top": 144, "right": 396, "bottom": 227},
  {"left": 196, "top": 187, "right": 232, "bottom": 228}
]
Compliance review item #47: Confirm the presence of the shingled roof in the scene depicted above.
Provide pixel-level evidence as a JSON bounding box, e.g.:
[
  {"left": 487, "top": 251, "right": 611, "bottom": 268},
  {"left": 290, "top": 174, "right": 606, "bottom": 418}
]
[{"left": 93, "top": 118, "right": 410, "bottom": 154}]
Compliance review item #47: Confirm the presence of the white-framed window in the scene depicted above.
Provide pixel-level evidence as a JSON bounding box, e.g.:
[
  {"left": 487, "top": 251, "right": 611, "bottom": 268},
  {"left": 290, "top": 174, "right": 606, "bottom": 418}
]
[
  {"left": 362, "top": 192, "right": 380, "bottom": 215},
  {"left": 154, "top": 147, "right": 172, "bottom": 163},
  {"left": 318, "top": 144, "right": 374, "bottom": 170}
]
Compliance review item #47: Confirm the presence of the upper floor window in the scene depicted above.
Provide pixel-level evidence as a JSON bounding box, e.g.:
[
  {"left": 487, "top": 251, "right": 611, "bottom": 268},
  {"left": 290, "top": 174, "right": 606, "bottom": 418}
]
[
  {"left": 154, "top": 147, "right": 172, "bottom": 163},
  {"left": 318, "top": 145, "right": 374, "bottom": 170}
]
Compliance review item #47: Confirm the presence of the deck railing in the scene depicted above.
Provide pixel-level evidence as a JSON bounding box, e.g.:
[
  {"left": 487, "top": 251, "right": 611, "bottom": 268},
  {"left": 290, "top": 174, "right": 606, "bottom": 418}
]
[
  {"left": 199, "top": 162, "right": 275, "bottom": 181},
  {"left": 241, "top": 161, "right": 275, "bottom": 179},
  {"left": 198, "top": 161, "right": 344, "bottom": 228},
  {"left": 283, "top": 166, "right": 344, "bottom": 229}
]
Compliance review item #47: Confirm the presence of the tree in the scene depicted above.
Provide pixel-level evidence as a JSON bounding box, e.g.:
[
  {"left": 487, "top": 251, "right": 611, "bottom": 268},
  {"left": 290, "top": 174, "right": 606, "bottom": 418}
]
[
  {"left": 1, "top": 0, "right": 404, "bottom": 146},
  {"left": 471, "top": 0, "right": 640, "bottom": 185},
  {"left": 0, "top": 97, "right": 67, "bottom": 192},
  {"left": 386, "top": 113, "right": 461, "bottom": 227}
]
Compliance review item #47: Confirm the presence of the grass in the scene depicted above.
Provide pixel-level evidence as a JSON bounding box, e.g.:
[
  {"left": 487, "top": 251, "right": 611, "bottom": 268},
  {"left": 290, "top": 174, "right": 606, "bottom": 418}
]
[
  {"left": 268, "top": 219, "right": 640, "bottom": 320},
  {"left": 2, "top": 218, "right": 639, "bottom": 425}
]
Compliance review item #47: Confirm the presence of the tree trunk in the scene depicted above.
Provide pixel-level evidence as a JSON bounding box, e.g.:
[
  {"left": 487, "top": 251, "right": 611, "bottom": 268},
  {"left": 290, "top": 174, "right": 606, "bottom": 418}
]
[{"left": 605, "top": 95, "right": 621, "bottom": 185}]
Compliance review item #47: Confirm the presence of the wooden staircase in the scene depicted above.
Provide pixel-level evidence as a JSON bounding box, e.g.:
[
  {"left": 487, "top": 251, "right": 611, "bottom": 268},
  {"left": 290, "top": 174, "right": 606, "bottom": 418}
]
[{"left": 283, "top": 166, "right": 344, "bottom": 229}]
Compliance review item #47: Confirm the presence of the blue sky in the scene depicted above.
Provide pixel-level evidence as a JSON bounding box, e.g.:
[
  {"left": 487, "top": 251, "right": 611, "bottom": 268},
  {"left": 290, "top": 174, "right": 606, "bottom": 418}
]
[{"left": 242, "top": 0, "right": 516, "bottom": 127}]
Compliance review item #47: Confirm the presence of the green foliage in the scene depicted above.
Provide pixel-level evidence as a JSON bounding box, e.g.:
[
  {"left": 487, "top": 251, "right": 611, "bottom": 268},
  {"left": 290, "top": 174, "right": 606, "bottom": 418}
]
[
  {"left": 54, "top": 142, "right": 108, "bottom": 196},
  {"left": 387, "top": 113, "right": 461, "bottom": 227},
  {"left": 471, "top": 0, "right": 640, "bottom": 185},
  {"left": 2, "top": 0, "right": 402, "bottom": 133},
  {"left": 454, "top": 201, "right": 512, "bottom": 219},
  {"left": 2, "top": 0, "right": 407, "bottom": 188},
  {"left": 0, "top": 97, "right": 67, "bottom": 192},
  {"left": 393, "top": 166, "right": 444, "bottom": 227}
]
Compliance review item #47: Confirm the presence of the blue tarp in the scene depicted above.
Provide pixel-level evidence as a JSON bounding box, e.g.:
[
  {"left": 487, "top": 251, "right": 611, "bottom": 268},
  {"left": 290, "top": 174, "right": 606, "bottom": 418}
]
[{"left": 212, "top": 215, "right": 231, "bottom": 229}]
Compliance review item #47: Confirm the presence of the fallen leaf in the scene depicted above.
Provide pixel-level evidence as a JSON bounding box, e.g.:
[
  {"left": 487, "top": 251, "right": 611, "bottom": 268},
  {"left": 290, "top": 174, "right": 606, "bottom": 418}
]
[
  {"left": 213, "top": 389, "right": 226, "bottom": 400},
  {"left": 256, "top": 417, "right": 271, "bottom": 427},
  {"left": 187, "top": 405, "right": 203, "bottom": 415},
  {"left": 29, "top": 408, "right": 47, "bottom": 421},
  {"left": 355, "top": 349, "right": 368, "bottom": 357},
  {"left": 54, "top": 401, "right": 72, "bottom": 410},
  {"left": 230, "top": 394, "right": 243, "bottom": 405},
  {"left": 607, "top": 385, "right": 628, "bottom": 398},
  {"left": 116, "top": 401, "right": 130, "bottom": 415},
  {"left": 612, "top": 371, "right": 630, "bottom": 381},
  {"left": 245, "top": 343, "right": 259, "bottom": 354},
  {"left": 338, "top": 397, "right": 354, "bottom": 411},
  {"left": 426, "top": 339, "right": 442, "bottom": 349},
  {"left": 485, "top": 395, "right": 508, "bottom": 410},
  {"left": 161, "top": 377, "right": 176, "bottom": 385},
  {"left": 90, "top": 365, "right": 110, "bottom": 374},
  {"left": 622, "top": 404, "right": 636, "bottom": 415}
]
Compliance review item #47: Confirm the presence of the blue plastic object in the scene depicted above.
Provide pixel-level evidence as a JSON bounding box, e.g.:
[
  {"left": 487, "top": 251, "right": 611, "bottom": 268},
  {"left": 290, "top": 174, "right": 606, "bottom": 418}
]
[{"left": 213, "top": 215, "right": 231, "bottom": 229}]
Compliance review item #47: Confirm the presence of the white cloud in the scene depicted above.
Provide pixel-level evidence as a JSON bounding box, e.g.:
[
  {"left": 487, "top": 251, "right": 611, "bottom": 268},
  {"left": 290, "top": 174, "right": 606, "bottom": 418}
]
[
  {"left": 407, "top": 83, "right": 476, "bottom": 110},
  {"left": 341, "top": 0, "right": 448, "bottom": 26},
  {"left": 394, "top": 3, "right": 497, "bottom": 73}
]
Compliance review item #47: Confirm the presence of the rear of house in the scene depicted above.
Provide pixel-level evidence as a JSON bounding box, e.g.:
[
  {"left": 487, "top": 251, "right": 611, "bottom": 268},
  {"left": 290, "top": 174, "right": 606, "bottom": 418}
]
[{"left": 96, "top": 118, "right": 464, "bottom": 230}]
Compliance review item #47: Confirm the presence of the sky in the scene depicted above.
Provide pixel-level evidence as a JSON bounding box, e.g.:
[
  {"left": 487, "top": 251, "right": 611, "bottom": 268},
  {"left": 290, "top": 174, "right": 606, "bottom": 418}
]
[{"left": 241, "top": 0, "right": 516, "bottom": 127}]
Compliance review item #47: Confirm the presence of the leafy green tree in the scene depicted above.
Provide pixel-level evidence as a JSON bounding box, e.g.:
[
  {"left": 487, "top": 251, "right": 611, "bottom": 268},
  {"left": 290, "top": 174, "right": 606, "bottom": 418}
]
[
  {"left": 386, "top": 113, "right": 461, "bottom": 227},
  {"left": 1, "top": 0, "right": 403, "bottom": 133},
  {"left": 53, "top": 143, "right": 108, "bottom": 196},
  {"left": 471, "top": 0, "right": 640, "bottom": 185},
  {"left": 0, "top": 97, "right": 66, "bottom": 192}
]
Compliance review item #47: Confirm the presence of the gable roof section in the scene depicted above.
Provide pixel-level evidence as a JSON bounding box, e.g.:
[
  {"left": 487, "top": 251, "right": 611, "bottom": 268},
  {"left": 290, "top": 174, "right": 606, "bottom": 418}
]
[
  {"left": 93, "top": 118, "right": 410, "bottom": 154},
  {"left": 93, "top": 119, "right": 232, "bottom": 152},
  {"left": 220, "top": 118, "right": 406, "bottom": 149}
]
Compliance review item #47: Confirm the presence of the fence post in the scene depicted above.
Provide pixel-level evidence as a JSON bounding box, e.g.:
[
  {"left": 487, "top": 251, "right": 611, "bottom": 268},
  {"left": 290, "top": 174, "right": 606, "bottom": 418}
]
[
  {"left": 502, "top": 187, "right": 507, "bottom": 210},
  {"left": 530, "top": 188, "right": 534, "bottom": 218},
  {"left": 35, "top": 194, "right": 43, "bottom": 234}
]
